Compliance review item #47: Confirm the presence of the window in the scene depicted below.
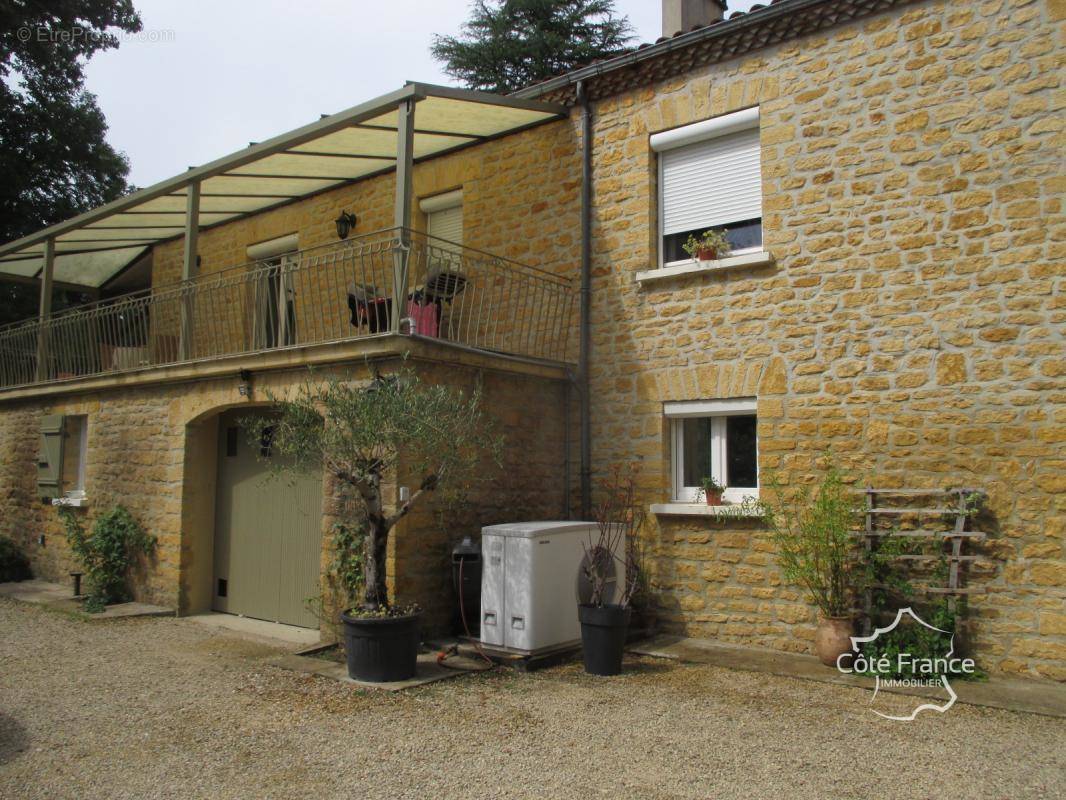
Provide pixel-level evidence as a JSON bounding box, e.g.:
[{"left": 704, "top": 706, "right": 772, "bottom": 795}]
[
  {"left": 666, "top": 399, "right": 758, "bottom": 503},
  {"left": 248, "top": 235, "right": 299, "bottom": 349},
  {"left": 61, "top": 415, "right": 88, "bottom": 498},
  {"left": 652, "top": 107, "right": 762, "bottom": 267},
  {"left": 421, "top": 190, "right": 463, "bottom": 249}
]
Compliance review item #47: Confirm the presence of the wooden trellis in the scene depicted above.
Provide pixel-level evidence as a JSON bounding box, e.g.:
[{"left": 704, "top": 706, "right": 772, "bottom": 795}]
[{"left": 856, "top": 487, "right": 987, "bottom": 636}]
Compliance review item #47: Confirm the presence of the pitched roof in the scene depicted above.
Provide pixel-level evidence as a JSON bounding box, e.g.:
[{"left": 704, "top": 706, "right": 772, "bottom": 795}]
[{"left": 514, "top": 0, "right": 924, "bottom": 104}]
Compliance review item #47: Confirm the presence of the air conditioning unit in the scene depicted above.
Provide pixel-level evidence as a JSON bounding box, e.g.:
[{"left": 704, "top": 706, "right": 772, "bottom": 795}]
[{"left": 480, "top": 521, "right": 626, "bottom": 655}]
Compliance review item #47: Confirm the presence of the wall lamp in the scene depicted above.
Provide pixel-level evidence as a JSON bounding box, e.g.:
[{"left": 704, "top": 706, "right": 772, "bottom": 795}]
[
  {"left": 238, "top": 369, "right": 253, "bottom": 397},
  {"left": 335, "top": 211, "right": 357, "bottom": 240}
]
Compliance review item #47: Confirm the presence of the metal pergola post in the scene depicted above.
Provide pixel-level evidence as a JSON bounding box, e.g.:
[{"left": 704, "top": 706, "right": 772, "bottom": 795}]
[
  {"left": 391, "top": 98, "right": 415, "bottom": 333},
  {"left": 180, "top": 181, "right": 201, "bottom": 359},
  {"left": 34, "top": 237, "right": 55, "bottom": 381}
]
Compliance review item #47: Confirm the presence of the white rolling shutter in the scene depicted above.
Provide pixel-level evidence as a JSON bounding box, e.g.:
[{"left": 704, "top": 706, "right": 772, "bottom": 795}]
[
  {"left": 427, "top": 203, "right": 463, "bottom": 246},
  {"left": 247, "top": 233, "right": 298, "bottom": 261},
  {"left": 659, "top": 126, "right": 762, "bottom": 236},
  {"left": 421, "top": 190, "right": 463, "bottom": 247}
]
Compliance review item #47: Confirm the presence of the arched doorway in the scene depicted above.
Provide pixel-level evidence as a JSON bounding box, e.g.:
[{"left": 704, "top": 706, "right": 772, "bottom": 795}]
[{"left": 211, "top": 409, "right": 323, "bottom": 628}]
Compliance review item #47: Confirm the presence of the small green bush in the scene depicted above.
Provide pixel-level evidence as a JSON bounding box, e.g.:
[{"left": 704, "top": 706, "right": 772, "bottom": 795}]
[
  {"left": 58, "top": 506, "right": 155, "bottom": 612},
  {"left": 0, "top": 536, "right": 32, "bottom": 583}
]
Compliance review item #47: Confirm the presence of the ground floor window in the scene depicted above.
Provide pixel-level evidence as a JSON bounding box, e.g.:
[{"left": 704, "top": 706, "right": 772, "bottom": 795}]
[
  {"left": 666, "top": 398, "right": 758, "bottom": 503},
  {"left": 61, "top": 415, "right": 88, "bottom": 498}
]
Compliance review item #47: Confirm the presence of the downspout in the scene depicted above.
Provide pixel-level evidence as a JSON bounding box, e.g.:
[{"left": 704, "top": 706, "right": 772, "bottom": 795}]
[
  {"left": 577, "top": 81, "right": 592, "bottom": 519},
  {"left": 563, "top": 379, "right": 571, "bottom": 519}
]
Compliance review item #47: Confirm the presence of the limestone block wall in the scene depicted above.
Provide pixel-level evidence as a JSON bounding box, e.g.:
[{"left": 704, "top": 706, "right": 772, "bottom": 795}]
[
  {"left": 392, "top": 363, "right": 570, "bottom": 633},
  {"left": 584, "top": 0, "right": 1064, "bottom": 679},
  {"left": 0, "top": 349, "right": 569, "bottom": 639}
]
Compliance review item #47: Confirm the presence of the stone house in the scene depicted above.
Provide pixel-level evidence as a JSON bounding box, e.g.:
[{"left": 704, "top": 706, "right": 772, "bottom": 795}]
[{"left": 0, "top": 0, "right": 1062, "bottom": 680}]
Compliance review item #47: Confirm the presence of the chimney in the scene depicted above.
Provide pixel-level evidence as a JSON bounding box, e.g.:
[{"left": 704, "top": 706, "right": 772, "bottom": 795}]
[{"left": 662, "top": 0, "right": 728, "bottom": 38}]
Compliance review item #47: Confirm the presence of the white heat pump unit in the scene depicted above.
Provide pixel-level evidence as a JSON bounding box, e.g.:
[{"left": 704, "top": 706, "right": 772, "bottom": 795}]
[{"left": 480, "top": 521, "right": 626, "bottom": 655}]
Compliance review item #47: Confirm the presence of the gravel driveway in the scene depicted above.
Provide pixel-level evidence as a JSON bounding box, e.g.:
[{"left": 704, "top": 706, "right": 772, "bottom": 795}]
[{"left": 1, "top": 598, "right": 1063, "bottom": 800}]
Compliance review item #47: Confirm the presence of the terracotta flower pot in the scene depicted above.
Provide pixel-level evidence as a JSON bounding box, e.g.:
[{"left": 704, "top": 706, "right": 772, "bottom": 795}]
[
  {"left": 695, "top": 246, "right": 719, "bottom": 261},
  {"left": 814, "top": 616, "right": 854, "bottom": 667},
  {"left": 704, "top": 490, "right": 723, "bottom": 506}
]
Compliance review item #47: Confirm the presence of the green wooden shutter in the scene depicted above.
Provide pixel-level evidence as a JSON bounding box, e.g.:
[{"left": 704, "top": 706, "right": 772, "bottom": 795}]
[{"left": 37, "top": 414, "right": 66, "bottom": 500}]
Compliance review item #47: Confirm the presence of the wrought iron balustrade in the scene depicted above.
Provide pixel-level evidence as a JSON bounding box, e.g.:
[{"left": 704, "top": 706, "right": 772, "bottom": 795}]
[{"left": 0, "top": 228, "right": 576, "bottom": 390}]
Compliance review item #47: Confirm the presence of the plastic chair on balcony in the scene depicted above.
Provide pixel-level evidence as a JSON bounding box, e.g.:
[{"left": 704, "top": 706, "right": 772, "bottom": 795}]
[{"left": 347, "top": 283, "right": 391, "bottom": 334}]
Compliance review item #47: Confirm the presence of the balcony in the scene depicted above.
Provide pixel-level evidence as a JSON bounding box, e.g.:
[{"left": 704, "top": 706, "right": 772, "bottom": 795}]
[{"left": 0, "top": 229, "right": 576, "bottom": 391}]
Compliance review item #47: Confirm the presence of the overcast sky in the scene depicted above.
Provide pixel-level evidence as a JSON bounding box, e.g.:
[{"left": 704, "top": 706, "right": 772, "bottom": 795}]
[{"left": 81, "top": 0, "right": 761, "bottom": 187}]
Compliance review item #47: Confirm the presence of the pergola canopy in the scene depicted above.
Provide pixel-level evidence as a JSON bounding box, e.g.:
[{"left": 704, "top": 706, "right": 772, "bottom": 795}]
[{"left": 0, "top": 83, "right": 566, "bottom": 289}]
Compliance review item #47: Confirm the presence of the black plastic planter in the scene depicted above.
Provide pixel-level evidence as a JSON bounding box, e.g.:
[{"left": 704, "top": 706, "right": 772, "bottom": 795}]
[
  {"left": 578, "top": 603, "right": 631, "bottom": 676},
  {"left": 341, "top": 610, "right": 421, "bottom": 682}
]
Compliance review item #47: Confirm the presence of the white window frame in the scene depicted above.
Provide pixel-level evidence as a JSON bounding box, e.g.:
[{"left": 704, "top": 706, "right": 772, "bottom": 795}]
[
  {"left": 652, "top": 107, "right": 762, "bottom": 269},
  {"left": 65, "top": 415, "right": 88, "bottom": 499},
  {"left": 665, "top": 398, "right": 758, "bottom": 504},
  {"left": 252, "top": 251, "right": 299, "bottom": 349}
]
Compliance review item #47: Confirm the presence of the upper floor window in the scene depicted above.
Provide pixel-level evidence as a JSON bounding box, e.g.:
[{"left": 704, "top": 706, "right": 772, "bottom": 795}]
[
  {"left": 652, "top": 107, "right": 762, "bottom": 267},
  {"left": 421, "top": 190, "right": 463, "bottom": 250},
  {"left": 247, "top": 234, "right": 299, "bottom": 349},
  {"left": 665, "top": 398, "right": 758, "bottom": 504}
]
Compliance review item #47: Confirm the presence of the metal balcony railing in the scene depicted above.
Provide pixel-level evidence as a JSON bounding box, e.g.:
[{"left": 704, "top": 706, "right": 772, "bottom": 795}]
[{"left": 0, "top": 228, "right": 577, "bottom": 390}]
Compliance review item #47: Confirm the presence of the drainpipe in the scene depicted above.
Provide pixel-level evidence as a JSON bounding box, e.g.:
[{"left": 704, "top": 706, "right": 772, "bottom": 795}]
[
  {"left": 563, "top": 379, "right": 572, "bottom": 519},
  {"left": 577, "top": 81, "right": 592, "bottom": 520}
]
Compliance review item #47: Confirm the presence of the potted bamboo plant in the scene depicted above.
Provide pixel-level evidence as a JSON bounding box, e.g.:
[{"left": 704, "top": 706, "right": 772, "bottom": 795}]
[
  {"left": 578, "top": 467, "right": 644, "bottom": 676},
  {"left": 762, "top": 463, "right": 861, "bottom": 666},
  {"left": 246, "top": 368, "right": 499, "bottom": 682},
  {"left": 682, "top": 229, "right": 731, "bottom": 262}
]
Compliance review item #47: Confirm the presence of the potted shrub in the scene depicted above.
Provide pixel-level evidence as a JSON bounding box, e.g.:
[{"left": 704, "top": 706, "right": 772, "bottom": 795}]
[
  {"left": 682, "top": 229, "right": 731, "bottom": 262},
  {"left": 246, "top": 368, "right": 500, "bottom": 682},
  {"left": 696, "top": 475, "right": 725, "bottom": 506},
  {"left": 762, "top": 463, "right": 861, "bottom": 666},
  {"left": 579, "top": 467, "right": 643, "bottom": 676}
]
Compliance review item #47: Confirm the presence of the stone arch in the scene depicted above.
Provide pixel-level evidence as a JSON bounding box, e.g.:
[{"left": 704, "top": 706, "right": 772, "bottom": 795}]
[
  {"left": 177, "top": 399, "right": 302, "bottom": 616},
  {"left": 178, "top": 395, "right": 336, "bottom": 622}
]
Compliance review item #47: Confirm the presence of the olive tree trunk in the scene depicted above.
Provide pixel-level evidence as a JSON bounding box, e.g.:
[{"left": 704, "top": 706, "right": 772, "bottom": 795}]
[
  {"left": 351, "top": 471, "right": 391, "bottom": 611},
  {"left": 362, "top": 517, "right": 390, "bottom": 610}
]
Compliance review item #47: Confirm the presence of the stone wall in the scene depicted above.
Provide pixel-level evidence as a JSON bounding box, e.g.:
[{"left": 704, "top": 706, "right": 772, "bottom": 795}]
[
  {"left": 584, "top": 0, "right": 1063, "bottom": 680},
  {"left": 1, "top": 0, "right": 1061, "bottom": 679},
  {"left": 392, "top": 363, "right": 569, "bottom": 633},
  {"left": 0, "top": 345, "right": 569, "bottom": 638}
]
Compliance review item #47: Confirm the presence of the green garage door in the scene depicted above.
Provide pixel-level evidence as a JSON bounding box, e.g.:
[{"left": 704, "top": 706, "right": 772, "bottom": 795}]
[{"left": 212, "top": 411, "right": 323, "bottom": 628}]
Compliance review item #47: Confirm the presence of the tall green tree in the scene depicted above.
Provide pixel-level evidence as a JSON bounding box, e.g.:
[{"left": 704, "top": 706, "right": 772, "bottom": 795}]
[
  {"left": 432, "top": 0, "right": 633, "bottom": 94},
  {"left": 0, "top": 1, "right": 142, "bottom": 324}
]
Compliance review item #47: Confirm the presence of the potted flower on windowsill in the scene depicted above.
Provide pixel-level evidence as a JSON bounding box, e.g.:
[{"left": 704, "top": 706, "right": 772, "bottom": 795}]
[
  {"left": 245, "top": 368, "right": 500, "bottom": 683},
  {"left": 682, "top": 229, "right": 731, "bottom": 262},
  {"left": 578, "top": 467, "right": 644, "bottom": 676},
  {"left": 696, "top": 476, "right": 726, "bottom": 506},
  {"left": 762, "top": 462, "right": 861, "bottom": 666}
]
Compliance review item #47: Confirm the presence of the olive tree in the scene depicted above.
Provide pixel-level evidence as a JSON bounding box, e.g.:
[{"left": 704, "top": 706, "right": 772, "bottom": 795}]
[{"left": 247, "top": 368, "right": 500, "bottom": 614}]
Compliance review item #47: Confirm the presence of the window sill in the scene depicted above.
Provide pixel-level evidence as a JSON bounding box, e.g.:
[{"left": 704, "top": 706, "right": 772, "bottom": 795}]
[
  {"left": 52, "top": 495, "right": 88, "bottom": 508},
  {"left": 650, "top": 503, "right": 764, "bottom": 518},
  {"left": 636, "top": 251, "right": 775, "bottom": 285}
]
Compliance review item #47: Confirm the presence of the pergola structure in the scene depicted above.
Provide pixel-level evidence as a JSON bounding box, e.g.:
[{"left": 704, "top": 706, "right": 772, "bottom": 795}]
[{"left": 0, "top": 82, "right": 567, "bottom": 338}]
